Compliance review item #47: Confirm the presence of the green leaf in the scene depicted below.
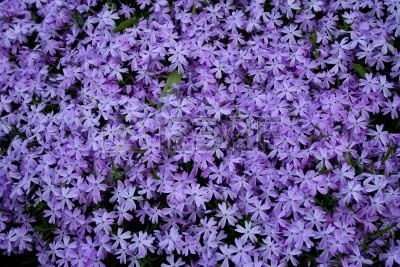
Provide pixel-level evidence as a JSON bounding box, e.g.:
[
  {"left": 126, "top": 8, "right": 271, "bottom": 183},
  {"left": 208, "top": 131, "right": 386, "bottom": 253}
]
[
  {"left": 310, "top": 29, "right": 319, "bottom": 58},
  {"left": 157, "top": 70, "right": 182, "bottom": 109},
  {"left": 43, "top": 103, "right": 60, "bottom": 114},
  {"left": 314, "top": 191, "right": 336, "bottom": 212},
  {"left": 352, "top": 63, "right": 366, "bottom": 79},
  {"left": 145, "top": 99, "right": 156, "bottom": 108},
  {"left": 365, "top": 66, "right": 373, "bottom": 73},
  {"left": 160, "top": 70, "right": 182, "bottom": 97},
  {"left": 383, "top": 146, "right": 395, "bottom": 162},
  {"left": 34, "top": 202, "right": 46, "bottom": 211},
  {"left": 191, "top": 5, "right": 197, "bottom": 14},
  {"left": 363, "top": 223, "right": 396, "bottom": 250},
  {"left": 72, "top": 12, "right": 85, "bottom": 28},
  {"left": 113, "top": 17, "right": 139, "bottom": 32},
  {"left": 34, "top": 225, "right": 55, "bottom": 233},
  {"left": 110, "top": 158, "right": 121, "bottom": 180},
  {"left": 150, "top": 170, "right": 160, "bottom": 180},
  {"left": 318, "top": 168, "right": 332, "bottom": 175}
]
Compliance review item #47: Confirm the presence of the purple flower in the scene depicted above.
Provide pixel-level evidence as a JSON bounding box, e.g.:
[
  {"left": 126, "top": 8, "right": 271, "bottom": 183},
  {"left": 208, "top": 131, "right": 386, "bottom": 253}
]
[
  {"left": 1, "top": 0, "right": 400, "bottom": 265},
  {"left": 161, "top": 255, "right": 185, "bottom": 267},
  {"left": 129, "top": 231, "right": 155, "bottom": 258},
  {"left": 235, "top": 221, "right": 261, "bottom": 243},
  {"left": 228, "top": 238, "right": 254, "bottom": 265}
]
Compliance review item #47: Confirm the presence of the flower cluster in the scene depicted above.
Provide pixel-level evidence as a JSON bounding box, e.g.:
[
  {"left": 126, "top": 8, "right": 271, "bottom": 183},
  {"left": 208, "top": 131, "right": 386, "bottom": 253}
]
[{"left": 1, "top": 0, "right": 400, "bottom": 266}]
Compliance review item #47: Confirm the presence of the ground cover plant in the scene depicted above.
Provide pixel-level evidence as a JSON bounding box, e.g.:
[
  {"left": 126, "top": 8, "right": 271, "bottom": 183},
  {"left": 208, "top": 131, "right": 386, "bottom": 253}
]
[{"left": 1, "top": 0, "right": 400, "bottom": 266}]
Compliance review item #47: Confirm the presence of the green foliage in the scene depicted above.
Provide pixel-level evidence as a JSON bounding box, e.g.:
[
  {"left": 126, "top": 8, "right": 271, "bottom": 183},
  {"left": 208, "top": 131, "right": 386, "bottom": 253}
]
[
  {"left": 352, "top": 63, "right": 367, "bottom": 79},
  {"left": 314, "top": 191, "right": 336, "bottom": 212},
  {"left": 344, "top": 152, "right": 364, "bottom": 175},
  {"left": 111, "top": 158, "right": 123, "bottom": 181},
  {"left": 31, "top": 94, "right": 41, "bottom": 106},
  {"left": 113, "top": 9, "right": 149, "bottom": 32},
  {"left": 157, "top": 70, "right": 183, "bottom": 109},
  {"left": 362, "top": 224, "right": 396, "bottom": 251},
  {"left": 288, "top": 247, "right": 319, "bottom": 267},
  {"left": 30, "top": 95, "right": 60, "bottom": 114},
  {"left": 109, "top": 158, "right": 134, "bottom": 181},
  {"left": 370, "top": 113, "right": 400, "bottom": 133},
  {"left": 72, "top": 11, "right": 85, "bottom": 28},
  {"left": 264, "top": 0, "right": 273, "bottom": 11},
  {"left": 337, "top": 15, "right": 351, "bottom": 31},
  {"left": 382, "top": 145, "right": 395, "bottom": 164},
  {"left": 160, "top": 71, "right": 183, "bottom": 98},
  {"left": 310, "top": 29, "right": 319, "bottom": 59},
  {"left": 138, "top": 254, "right": 165, "bottom": 267},
  {"left": 25, "top": 201, "right": 56, "bottom": 242},
  {"left": 43, "top": 103, "right": 60, "bottom": 114},
  {"left": 205, "top": 197, "right": 220, "bottom": 210},
  {"left": 113, "top": 16, "right": 140, "bottom": 32},
  {"left": 191, "top": 5, "right": 197, "bottom": 15},
  {"left": 0, "top": 123, "right": 27, "bottom": 154},
  {"left": 150, "top": 169, "right": 160, "bottom": 180},
  {"left": 143, "top": 97, "right": 156, "bottom": 108},
  {"left": 180, "top": 160, "right": 193, "bottom": 173},
  {"left": 318, "top": 164, "right": 332, "bottom": 175}
]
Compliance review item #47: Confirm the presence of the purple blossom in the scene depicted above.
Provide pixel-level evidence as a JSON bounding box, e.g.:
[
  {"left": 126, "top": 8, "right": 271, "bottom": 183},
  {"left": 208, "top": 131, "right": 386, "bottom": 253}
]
[{"left": 0, "top": 0, "right": 400, "bottom": 265}]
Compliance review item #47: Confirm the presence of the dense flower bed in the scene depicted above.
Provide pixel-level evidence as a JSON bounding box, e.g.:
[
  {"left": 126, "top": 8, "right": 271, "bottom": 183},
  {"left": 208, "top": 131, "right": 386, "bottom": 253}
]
[{"left": 1, "top": 0, "right": 400, "bottom": 266}]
